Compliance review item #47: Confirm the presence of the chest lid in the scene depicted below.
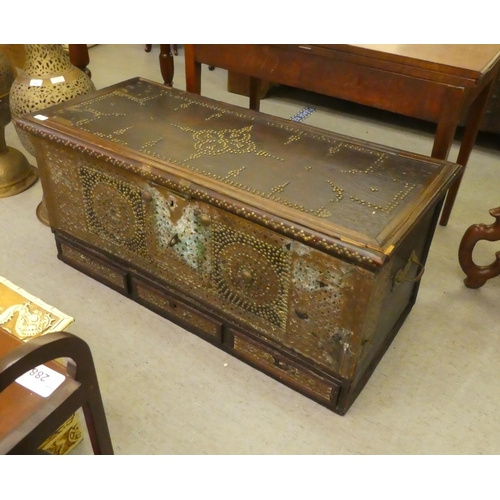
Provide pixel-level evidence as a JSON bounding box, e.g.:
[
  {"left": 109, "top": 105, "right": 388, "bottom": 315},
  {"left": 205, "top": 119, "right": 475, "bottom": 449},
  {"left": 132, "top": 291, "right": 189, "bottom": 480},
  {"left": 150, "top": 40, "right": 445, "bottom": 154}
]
[{"left": 18, "top": 77, "right": 461, "bottom": 266}]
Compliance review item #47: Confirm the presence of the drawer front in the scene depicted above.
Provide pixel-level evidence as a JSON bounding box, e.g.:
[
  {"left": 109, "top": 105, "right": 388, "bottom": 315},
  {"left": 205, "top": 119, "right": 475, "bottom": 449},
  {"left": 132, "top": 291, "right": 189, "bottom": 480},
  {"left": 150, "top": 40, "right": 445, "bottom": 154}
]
[
  {"left": 131, "top": 277, "right": 222, "bottom": 343},
  {"left": 57, "top": 237, "right": 128, "bottom": 294},
  {"left": 230, "top": 329, "right": 339, "bottom": 406}
]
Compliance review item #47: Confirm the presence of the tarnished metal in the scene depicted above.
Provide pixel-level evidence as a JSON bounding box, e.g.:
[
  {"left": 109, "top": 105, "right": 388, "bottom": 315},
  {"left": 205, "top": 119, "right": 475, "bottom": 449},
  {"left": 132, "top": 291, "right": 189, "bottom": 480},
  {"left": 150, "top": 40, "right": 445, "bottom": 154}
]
[
  {"left": 393, "top": 250, "right": 425, "bottom": 288},
  {"left": 0, "top": 51, "right": 38, "bottom": 198},
  {"left": 9, "top": 44, "right": 96, "bottom": 156},
  {"left": 7, "top": 44, "right": 95, "bottom": 222}
]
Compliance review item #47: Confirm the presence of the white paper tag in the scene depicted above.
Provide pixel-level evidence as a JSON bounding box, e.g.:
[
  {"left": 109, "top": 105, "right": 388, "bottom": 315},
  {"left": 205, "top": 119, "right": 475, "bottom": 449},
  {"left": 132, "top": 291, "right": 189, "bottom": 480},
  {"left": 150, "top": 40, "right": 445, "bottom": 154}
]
[
  {"left": 16, "top": 364, "right": 65, "bottom": 397},
  {"left": 34, "top": 114, "right": 48, "bottom": 121},
  {"left": 29, "top": 79, "right": 43, "bottom": 87},
  {"left": 50, "top": 75, "right": 65, "bottom": 84}
]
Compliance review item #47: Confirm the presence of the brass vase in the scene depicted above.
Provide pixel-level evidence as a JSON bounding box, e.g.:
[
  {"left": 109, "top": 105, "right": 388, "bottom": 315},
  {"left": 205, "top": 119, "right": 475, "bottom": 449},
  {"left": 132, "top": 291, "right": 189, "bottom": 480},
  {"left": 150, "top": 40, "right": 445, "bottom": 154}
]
[
  {"left": 9, "top": 44, "right": 96, "bottom": 224},
  {"left": 0, "top": 51, "right": 38, "bottom": 198}
]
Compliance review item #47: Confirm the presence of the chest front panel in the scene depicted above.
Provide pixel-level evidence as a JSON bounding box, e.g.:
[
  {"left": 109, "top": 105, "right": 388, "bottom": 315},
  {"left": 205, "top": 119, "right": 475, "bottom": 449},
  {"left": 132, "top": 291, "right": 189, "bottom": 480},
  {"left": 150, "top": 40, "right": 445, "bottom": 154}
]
[{"left": 39, "top": 141, "right": 375, "bottom": 378}]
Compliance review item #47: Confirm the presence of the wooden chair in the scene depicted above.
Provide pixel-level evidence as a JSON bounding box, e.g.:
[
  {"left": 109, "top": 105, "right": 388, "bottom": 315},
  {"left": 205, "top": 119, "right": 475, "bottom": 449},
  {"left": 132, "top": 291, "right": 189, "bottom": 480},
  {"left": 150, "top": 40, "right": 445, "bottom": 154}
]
[
  {"left": 145, "top": 44, "right": 177, "bottom": 86},
  {"left": 0, "top": 329, "right": 113, "bottom": 454},
  {"left": 145, "top": 45, "right": 214, "bottom": 87}
]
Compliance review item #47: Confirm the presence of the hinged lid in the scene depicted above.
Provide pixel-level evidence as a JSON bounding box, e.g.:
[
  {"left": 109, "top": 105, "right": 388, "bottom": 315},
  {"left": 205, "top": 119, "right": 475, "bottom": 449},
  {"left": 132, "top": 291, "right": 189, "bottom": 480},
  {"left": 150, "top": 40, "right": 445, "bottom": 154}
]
[{"left": 17, "top": 77, "right": 462, "bottom": 267}]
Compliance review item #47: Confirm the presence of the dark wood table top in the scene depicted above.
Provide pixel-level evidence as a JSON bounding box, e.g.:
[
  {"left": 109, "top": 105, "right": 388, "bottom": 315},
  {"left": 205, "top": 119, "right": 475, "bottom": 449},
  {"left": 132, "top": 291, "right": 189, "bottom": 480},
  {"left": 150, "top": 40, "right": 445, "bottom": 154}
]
[{"left": 332, "top": 44, "right": 500, "bottom": 77}]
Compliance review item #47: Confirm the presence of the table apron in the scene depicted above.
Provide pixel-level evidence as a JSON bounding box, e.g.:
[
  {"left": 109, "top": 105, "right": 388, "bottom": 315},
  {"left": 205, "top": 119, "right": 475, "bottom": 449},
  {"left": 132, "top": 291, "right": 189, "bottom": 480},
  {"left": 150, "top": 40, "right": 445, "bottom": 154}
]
[{"left": 196, "top": 46, "right": 478, "bottom": 123}]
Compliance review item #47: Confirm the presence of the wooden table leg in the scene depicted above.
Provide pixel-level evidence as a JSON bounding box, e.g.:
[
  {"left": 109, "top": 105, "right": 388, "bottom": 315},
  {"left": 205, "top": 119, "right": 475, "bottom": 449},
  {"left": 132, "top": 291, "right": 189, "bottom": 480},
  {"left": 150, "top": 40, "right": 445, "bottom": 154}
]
[
  {"left": 185, "top": 44, "right": 201, "bottom": 95},
  {"left": 439, "top": 77, "right": 496, "bottom": 226},
  {"left": 68, "top": 44, "right": 91, "bottom": 78},
  {"left": 431, "top": 87, "right": 464, "bottom": 162},
  {"left": 159, "top": 44, "right": 174, "bottom": 86},
  {"left": 249, "top": 77, "right": 261, "bottom": 111},
  {"left": 459, "top": 207, "right": 500, "bottom": 288}
]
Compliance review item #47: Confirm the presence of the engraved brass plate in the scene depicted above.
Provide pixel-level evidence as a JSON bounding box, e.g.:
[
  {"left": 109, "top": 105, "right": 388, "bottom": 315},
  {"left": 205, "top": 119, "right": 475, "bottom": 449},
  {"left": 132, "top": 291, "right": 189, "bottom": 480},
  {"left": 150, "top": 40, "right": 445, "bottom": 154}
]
[
  {"left": 0, "top": 276, "right": 74, "bottom": 341},
  {"left": 0, "top": 276, "right": 82, "bottom": 454}
]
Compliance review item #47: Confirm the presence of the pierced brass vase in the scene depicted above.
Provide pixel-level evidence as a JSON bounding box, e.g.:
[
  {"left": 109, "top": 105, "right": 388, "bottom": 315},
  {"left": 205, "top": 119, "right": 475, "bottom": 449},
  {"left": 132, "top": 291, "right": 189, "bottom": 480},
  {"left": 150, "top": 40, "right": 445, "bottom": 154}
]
[
  {"left": 8, "top": 44, "right": 96, "bottom": 224},
  {"left": 0, "top": 51, "right": 37, "bottom": 198}
]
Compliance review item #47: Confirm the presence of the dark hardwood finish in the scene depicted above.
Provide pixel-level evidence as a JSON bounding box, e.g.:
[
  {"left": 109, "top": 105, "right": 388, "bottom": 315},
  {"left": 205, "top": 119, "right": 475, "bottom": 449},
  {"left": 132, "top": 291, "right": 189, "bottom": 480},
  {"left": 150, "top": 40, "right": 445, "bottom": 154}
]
[
  {"left": 481, "top": 74, "right": 500, "bottom": 133},
  {"left": 145, "top": 44, "right": 177, "bottom": 85},
  {"left": 17, "top": 78, "right": 461, "bottom": 415},
  {"left": 227, "top": 71, "right": 273, "bottom": 99},
  {"left": 184, "top": 44, "right": 500, "bottom": 226},
  {"left": 146, "top": 44, "right": 178, "bottom": 56},
  {"left": 0, "top": 328, "right": 113, "bottom": 454},
  {"left": 459, "top": 207, "right": 500, "bottom": 288},
  {"left": 159, "top": 44, "right": 174, "bottom": 86},
  {"left": 68, "top": 44, "right": 91, "bottom": 77}
]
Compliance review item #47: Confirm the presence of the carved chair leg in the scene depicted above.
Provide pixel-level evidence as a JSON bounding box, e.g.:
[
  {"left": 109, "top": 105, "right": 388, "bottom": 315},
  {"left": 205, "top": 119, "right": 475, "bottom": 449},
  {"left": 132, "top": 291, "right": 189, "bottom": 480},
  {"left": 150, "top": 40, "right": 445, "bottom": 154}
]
[
  {"left": 68, "top": 44, "right": 91, "bottom": 78},
  {"left": 159, "top": 44, "right": 174, "bottom": 86},
  {"left": 458, "top": 207, "right": 500, "bottom": 288}
]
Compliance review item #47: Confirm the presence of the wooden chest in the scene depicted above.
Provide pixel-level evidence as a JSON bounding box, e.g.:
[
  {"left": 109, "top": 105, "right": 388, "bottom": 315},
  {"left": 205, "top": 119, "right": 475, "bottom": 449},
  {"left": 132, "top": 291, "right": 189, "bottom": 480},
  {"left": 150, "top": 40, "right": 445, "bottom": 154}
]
[{"left": 17, "top": 78, "right": 461, "bottom": 415}]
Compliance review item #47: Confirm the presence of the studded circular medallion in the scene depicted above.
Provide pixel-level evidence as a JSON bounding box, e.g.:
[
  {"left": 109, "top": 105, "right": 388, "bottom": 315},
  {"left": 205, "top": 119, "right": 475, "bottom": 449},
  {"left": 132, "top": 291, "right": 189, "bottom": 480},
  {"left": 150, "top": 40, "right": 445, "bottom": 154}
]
[
  {"left": 90, "top": 183, "right": 136, "bottom": 241},
  {"left": 218, "top": 243, "right": 281, "bottom": 307}
]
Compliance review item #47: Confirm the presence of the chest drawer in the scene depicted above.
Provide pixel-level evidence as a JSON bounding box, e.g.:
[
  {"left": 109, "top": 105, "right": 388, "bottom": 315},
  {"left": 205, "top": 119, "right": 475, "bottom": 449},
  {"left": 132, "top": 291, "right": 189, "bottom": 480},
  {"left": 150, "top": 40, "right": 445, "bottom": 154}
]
[
  {"left": 229, "top": 328, "right": 341, "bottom": 408},
  {"left": 57, "top": 236, "right": 128, "bottom": 295},
  {"left": 131, "top": 276, "right": 223, "bottom": 344}
]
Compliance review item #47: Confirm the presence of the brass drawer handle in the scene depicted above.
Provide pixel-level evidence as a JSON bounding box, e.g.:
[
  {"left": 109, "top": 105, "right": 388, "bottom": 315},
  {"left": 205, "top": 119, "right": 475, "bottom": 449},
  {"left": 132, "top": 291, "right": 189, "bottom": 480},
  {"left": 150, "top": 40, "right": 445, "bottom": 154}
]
[{"left": 393, "top": 250, "right": 425, "bottom": 288}]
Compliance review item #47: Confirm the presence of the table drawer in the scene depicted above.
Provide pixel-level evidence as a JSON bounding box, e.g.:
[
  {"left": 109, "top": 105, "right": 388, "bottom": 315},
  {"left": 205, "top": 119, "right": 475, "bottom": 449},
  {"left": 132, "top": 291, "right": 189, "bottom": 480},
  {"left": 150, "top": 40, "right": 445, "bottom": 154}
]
[
  {"left": 131, "top": 277, "right": 223, "bottom": 343},
  {"left": 229, "top": 329, "right": 340, "bottom": 407}
]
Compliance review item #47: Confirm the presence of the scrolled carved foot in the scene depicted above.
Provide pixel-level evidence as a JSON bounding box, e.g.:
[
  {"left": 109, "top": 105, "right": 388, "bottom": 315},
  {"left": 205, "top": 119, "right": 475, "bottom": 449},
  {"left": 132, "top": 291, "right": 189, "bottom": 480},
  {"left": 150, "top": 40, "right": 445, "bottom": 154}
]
[{"left": 458, "top": 207, "right": 500, "bottom": 288}]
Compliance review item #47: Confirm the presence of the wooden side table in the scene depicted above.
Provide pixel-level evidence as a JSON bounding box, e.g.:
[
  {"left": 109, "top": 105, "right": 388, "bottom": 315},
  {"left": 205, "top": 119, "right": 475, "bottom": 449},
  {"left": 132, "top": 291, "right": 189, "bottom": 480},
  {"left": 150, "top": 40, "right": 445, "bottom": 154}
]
[
  {"left": 0, "top": 276, "right": 80, "bottom": 454},
  {"left": 185, "top": 44, "right": 500, "bottom": 226},
  {"left": 0, "top": 328, "right": 114, "bottom": 454},
  {"left": 0, "top": 327, "right": 79, "bottom": 454}
]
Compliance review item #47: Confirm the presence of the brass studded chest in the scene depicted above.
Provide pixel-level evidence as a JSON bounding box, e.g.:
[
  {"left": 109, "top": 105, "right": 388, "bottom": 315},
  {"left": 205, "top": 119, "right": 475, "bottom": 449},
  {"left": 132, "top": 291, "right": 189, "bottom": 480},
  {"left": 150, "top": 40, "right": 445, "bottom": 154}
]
[{"left": 18, "top": 78, "right": 461, "bottom": 415}]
